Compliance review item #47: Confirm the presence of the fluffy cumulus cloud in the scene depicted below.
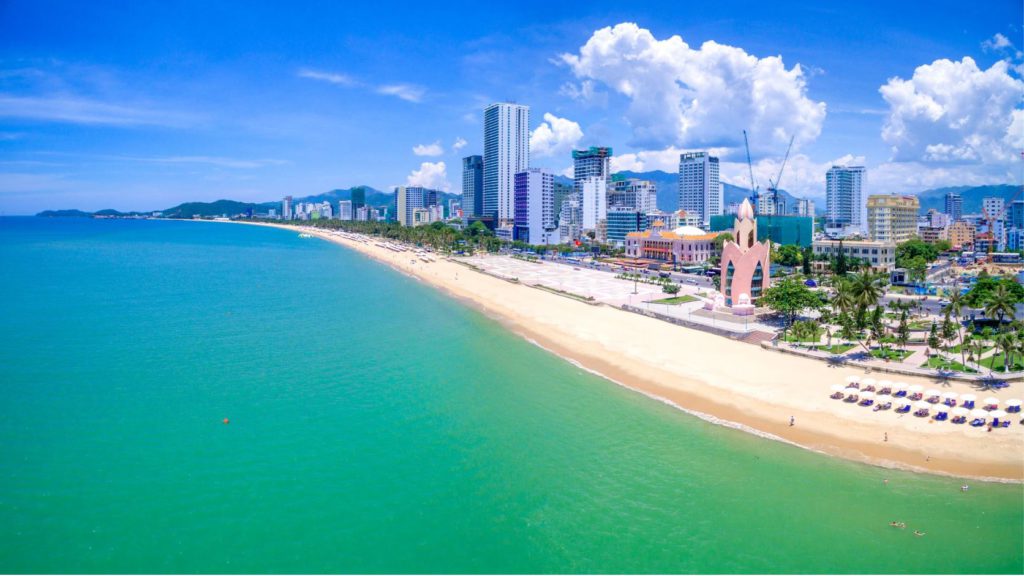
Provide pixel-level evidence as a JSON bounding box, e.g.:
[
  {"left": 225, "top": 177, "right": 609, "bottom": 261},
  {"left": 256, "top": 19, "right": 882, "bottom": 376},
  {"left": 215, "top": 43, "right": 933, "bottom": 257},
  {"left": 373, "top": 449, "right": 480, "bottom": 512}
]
[
  {"left": 412, "top": 141, "right": 444, "bottom": 156},
  {"left": 560, "top": 23, "right": 826, "bottom": 155},
  {"left": 529, "top": 113, "right": 584, "bottom": 157},
  {"left": 406, "top": 161, "right": 450, "bottom": 191},
  {"left": 879, "top": 57, "right": 1023, "bottom": 164},
  {"left": 452, "top": 137, "right": 467, "bottom": 152}
]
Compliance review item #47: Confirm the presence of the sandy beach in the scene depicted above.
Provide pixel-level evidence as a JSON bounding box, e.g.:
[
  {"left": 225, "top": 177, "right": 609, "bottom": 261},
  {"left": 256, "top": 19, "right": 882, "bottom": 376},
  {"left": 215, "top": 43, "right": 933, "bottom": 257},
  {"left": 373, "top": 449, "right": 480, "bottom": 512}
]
[{"left": 246, "top": 221, "right": 1024, "bottom": 482}]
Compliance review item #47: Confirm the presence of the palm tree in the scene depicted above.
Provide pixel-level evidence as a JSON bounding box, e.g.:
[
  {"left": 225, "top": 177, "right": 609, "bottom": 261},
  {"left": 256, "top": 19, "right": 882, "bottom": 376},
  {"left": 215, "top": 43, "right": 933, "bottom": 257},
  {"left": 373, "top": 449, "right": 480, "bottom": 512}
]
[
  {"left": 985, "top": 283, "right": 1016, "bottom": 328},
  {"left": 831, "top": 279, "right": 855, "bottom": 315},
  {"left": 997, "top": 331, "right": 1018, "bottom": 372},
  {"left": 849, "top": 271, "right": 885, "bottom": 313},
  {"left": 946, "top": 292, "right": 968, "bottom": 366}
]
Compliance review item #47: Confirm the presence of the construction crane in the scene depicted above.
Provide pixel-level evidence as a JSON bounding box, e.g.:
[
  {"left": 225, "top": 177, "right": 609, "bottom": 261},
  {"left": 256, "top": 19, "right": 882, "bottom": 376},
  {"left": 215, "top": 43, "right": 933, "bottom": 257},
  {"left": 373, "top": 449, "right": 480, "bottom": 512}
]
[
  {"left": 743, "top": 130, "right": 758, "bottom": 207},
  {"left": 765, "top": 135, "right": 795, "bottom": 216}
]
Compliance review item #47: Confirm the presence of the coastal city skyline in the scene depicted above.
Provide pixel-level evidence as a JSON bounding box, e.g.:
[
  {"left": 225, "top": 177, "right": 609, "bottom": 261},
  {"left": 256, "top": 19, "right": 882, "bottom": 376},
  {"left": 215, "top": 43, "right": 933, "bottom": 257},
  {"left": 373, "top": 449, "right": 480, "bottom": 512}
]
[{"left": 1, "top": 1, "right": 1022, "bottom": 214}]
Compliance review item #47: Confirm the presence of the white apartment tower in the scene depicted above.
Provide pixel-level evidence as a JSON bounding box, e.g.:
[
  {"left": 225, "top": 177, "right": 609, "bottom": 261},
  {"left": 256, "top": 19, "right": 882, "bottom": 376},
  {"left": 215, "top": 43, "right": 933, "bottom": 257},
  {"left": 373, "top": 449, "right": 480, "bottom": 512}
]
[
  {"left": 826, "top": 165, "right": 866, "bottom": 231},
  {"left": 513, "top": 168, "right": 559, "bottom": 245},
  {"left": 483, "top": 102, "right": 530, "bottom": 226},
  {"left": 581, "top": 176, "right": 607, "bottom": 232},
  {"left": 338, "top": 200, "right": 353, "bottom": 220},
  {"left": 678, "top": 151, "right": 721, "bottom": 227}
]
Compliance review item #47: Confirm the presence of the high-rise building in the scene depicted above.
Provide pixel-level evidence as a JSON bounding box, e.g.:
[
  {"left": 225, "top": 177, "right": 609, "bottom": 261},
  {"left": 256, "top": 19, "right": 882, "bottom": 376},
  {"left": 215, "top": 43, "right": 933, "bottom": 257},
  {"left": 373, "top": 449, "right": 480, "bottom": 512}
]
[
  {"left": 395, "top": 186, "right": 424, "bottom": 227},
  {"left": 867, "top": 194, "right": 920, "bottom": 244},
  {"left": 282, "top": 196, "right": 293, "bottom": 220},
  {"left": 825, "top": 165, "right": 866, "bottom": 231},
  {"left": 1010, "top": 200, "right": 1024, "bottom": 230},
  {"left": 513, "top": 168, "right": 559, "bottom": 245},
  {"left": 581, "top": 176, "right": 607, "bottom": 232},
  {"left": 610, "top": 177, "right": 657, "bottom": 214},
  {"left": 572, "top": 147, "right": 612, "bottom": 194},
  {"left": 351, "top": 187, "right": 366, "bottom": 212},
  {"left": 483, "top": 102, "right": 529, "bottom": 225},
  {"left": 944, "top": 192, "right": 963, "bottom": 222},
  {"left": 982, "top": 197, "right": 1005, "bottom": 221},
  {"left": 678, "top": 151, "right": 722, "bottom": 227},
  {"left": 606, "top": 207, "right": 648, "bottom": 246},
  {"left": 319, "top": 200, "right": 333, "bottom": 220},
  {"left": 558, "top": 192, "right": 581, "bottom": 242},
  {"left": 462, "top": 155, "right": 483, "bottom": 218},
  {"left": 338, "top": 200, "right": 353, "bottom": 220},
  {"left": 795, "top": 198, "right": 815, "bottom": 218}
]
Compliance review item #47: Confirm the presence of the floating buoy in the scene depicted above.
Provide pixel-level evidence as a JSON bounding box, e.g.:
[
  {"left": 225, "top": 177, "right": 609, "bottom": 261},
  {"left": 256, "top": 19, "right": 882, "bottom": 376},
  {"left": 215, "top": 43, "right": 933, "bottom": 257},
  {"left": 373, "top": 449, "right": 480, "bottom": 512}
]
[{"left": 223, "top": 418, "right": 230, "bottom": 425}]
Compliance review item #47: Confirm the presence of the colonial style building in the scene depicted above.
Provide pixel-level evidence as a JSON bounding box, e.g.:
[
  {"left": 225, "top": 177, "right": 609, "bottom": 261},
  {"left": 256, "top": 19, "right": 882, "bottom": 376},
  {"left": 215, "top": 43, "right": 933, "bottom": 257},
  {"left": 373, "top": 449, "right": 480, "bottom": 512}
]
[{"left": 624, "top": 221, "right": 717, "bottom": 264}]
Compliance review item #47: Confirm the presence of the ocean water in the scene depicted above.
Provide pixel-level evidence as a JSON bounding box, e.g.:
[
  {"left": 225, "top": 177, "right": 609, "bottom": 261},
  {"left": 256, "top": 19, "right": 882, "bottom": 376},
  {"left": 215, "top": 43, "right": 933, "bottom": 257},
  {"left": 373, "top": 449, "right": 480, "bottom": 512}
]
[{"left": 0, "top": 217, "right": 1020, "bottom": 574}]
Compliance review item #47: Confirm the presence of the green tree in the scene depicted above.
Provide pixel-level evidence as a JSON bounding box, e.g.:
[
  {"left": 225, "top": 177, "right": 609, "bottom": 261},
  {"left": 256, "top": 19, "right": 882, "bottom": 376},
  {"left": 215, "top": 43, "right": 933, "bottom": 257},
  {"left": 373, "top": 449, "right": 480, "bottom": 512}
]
[
  {"left": 906, "top": 256, "right": 928, "bottom": 284},
  {"left": 984, "top": 283, "right": 1017, "bottom": 327},
  {"left": 801, "top": 246, "right": 813, "bottom": 275},
  {"left": 927, "top": 321, "right": 940, "bottom": 356},
  {"left": 773, "top": 244, "right": 802, "bottom": 267},
  {"left": 663, "top": 283, "right": 680, "bottom": 295},
  {"left": 758, "top": 277, "right": 825, "bottom": 338},
  {"left": 714, "top": 232, "right": 734, "bottom": 252}
]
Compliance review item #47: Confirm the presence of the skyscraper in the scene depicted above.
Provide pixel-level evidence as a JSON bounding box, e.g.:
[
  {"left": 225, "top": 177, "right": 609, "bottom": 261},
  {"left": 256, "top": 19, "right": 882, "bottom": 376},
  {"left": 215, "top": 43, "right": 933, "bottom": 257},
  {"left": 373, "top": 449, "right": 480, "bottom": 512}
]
[
  {"left": 513, "top": 169, "right": 559, "bottom": 245},
  {"left": 1010, "top": 200, "right": 1024, "bottom": 230},
  {"left": 338, "top": 200, "right": 353, "bottom": 220},
  {"left": 678, "top": 151, "right": 721, "bottom": 227},
  {"left": 572, "top": 147, "right": 612, "bottom": 193},
  {"left": 581, "top": 176, "right": 607, "bottom": 232},
  {"left": 395, "top": 186, "right": 424, "bottom": 227},
  {"left": 825, "top": 165, "right": 866, "bottom": 231},
  {"left": 461, "top": 155, "right": 483, "bottom": 219},
  {"left": 351, "top": 187, "right": 366, "bottom": 212},
  {"left": 483, "top": 102, "right": 529, "bottom": 225},
  {"left": 944, "top": 192, "right": 963, "bottom": 222},
  {"left": 609, "top": 178, "right": 657, "bottom": 214},
  {"left": 282, "top": 196, "right": 293, "bottom": 220}
]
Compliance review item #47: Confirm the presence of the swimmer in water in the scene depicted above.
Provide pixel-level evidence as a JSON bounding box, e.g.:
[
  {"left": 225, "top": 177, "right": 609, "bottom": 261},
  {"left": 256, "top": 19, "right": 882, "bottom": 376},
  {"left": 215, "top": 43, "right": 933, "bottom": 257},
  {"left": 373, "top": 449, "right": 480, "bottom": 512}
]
[
  {"left": 961, "top": 484, "right": 969, "bottom": 492},
  {"left": 914, "top": 530, "right": 925, "bottom": 537}
]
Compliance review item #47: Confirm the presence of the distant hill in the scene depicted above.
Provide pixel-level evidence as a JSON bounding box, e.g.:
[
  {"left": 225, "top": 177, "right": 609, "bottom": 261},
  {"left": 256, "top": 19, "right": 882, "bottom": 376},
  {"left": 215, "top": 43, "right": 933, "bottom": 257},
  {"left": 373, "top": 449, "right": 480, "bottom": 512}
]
[
  {"left": 37, "top": 209, "right": 93, "bottom": 218},
  {"left": 915, "top": 184, "right": 1022, "bottom": 214}
]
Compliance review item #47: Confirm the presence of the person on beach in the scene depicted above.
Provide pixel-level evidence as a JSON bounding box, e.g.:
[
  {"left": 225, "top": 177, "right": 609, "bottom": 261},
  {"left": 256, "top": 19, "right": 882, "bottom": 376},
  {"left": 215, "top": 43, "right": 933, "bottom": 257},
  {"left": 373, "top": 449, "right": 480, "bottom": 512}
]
[
  {"left": 884, "top": 432, "right": 888, "bottom": 442},
  {"left": 790, "top": 416, "right": 795, "bottom": 426}
]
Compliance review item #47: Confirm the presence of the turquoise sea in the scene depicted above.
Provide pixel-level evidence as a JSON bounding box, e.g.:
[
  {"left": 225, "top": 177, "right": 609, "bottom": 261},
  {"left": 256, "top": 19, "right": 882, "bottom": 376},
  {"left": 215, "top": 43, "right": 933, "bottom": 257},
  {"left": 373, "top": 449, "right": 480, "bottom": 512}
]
[{"left": 0, "top": 217, "right": 1021, "bottom": 574}]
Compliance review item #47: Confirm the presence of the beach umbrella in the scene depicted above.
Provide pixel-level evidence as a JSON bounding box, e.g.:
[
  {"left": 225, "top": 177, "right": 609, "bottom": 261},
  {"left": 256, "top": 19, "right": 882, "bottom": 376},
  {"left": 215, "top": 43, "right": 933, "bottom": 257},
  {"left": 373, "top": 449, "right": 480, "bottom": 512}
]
[
  {"left": 862, "top": 378, "right": 877, "bottom": 387},
  {"left": 961, "top": 394, "right": 977, "bottom": 403},
  {"left": 970, "top": 409, "right": 989, "bottom": 420},
  {"left": 831, "top": 384, "right": 847, "bottom": 392},
  {"left": 983, "top": 397, "right": 1000, "bottom": 407},
  {"left": 894, "top": 382, "right": 908, "bottom": 391},
  {"left": 934, "top": 405, "right": 949, "bottom": 414},
  {"left": 845, "top": 387, "right": 860, "bottom": 394},
  {"left": 952, "top": 407, "right": 969, "bottom": 416},
  {"left": 845, "top": 375, "right": 861, "bottom": 384},
  {"left": 924, "top": 389, "right": 941, "bottom": 400},
  {"left": 990, "top": 409, "right": 1008, "bottom": 419},
  {"left": 941, "top": 392, "right": 959, "bottom": 400},
  {"left": 877, "top": 379, "right": 893, "bottom": 389},
  {"left": 1006, "top": 399, "right": 1022, "bottom": 408},
  {"left": 908, "top": 385, "right": 924, "bottom": 393},
  {"left": 914, "top": 401, "right": 932, "bottom": 410},
  {"left": 859, "top": 391, "right": 876, "bottom": 400},
  {"left": 897, "top": 399, "right": 912, "bottom": 408}
]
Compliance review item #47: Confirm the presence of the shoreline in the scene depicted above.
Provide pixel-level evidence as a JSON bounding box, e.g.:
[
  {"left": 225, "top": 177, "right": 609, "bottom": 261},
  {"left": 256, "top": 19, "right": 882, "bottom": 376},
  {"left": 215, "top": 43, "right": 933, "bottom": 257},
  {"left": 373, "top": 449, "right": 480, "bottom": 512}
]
[{"left": 240, "top": 221, "right": 1024, "bottom": 483}]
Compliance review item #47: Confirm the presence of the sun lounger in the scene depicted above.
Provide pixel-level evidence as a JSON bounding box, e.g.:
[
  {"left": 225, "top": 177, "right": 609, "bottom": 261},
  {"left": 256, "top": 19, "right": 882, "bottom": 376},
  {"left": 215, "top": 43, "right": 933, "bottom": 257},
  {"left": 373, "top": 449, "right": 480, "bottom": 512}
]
[
  {"left": 935, "top": 413, "right": 948, "bottom": 421},
  {"left": 894, "top": 390, "right": 907, "bottom": 397},
  {"left": 970, "top": 418, "right": 985, "bottom": 427},
  {"left": 914, "top": 409, "right": 929, "bottom": 417},
  {"left": 896, "top": 405, "right": 911, "bottom": 414},
  {"left": 859, "top": 399, "right": 874, "bottom": 407}
]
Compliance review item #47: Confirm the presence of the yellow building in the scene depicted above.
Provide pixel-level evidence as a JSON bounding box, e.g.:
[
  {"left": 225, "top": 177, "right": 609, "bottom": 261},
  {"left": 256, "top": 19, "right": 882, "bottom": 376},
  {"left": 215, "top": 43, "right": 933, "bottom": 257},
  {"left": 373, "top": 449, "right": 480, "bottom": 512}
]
[
  {"left": 948, "top": 220, "right": 976, "bottom": 249},
  {"left": 867, "top": 195, "right": 920, "bottom": 244},
  {"left": 812, "top": 239, "right": 897, "bottom": 273}
]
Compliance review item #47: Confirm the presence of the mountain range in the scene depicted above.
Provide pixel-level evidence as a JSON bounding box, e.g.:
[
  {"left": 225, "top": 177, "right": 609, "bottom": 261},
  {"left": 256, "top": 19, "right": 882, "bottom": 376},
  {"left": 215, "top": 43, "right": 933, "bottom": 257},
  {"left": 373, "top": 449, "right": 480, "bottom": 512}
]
[{"left": 36, "top": 173, "right": 1021, "bottom": 219}]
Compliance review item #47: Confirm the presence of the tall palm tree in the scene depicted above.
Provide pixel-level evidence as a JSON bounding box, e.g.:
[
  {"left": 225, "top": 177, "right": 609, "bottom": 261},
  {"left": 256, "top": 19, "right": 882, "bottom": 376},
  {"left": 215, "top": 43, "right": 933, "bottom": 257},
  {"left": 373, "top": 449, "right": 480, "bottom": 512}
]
[
  {"left": 849, "top": 271, "right": 885, "bottom": 312},
  {"left": 985, "top": 284, "right": 1016, "bottom": 328},
  {"left": 998, "top": 331, "right": 1018, "bottom": 372},
  {"left": 832, "top": 280, "right": 856, "bottom": 316},
  {"left": 947, "top": 292, "right": 968, "bottom": 367}
]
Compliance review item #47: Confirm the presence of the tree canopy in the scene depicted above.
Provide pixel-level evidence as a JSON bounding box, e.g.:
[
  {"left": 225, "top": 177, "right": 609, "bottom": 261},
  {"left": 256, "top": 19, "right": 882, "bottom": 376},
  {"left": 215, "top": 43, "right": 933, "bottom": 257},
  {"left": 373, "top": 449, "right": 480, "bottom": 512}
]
[
  {"left": 963, "top": 275, "right": 1024, "bottom": 309},
  {"left": 759, "top": 277, "right": 826, "bottom": 333}
]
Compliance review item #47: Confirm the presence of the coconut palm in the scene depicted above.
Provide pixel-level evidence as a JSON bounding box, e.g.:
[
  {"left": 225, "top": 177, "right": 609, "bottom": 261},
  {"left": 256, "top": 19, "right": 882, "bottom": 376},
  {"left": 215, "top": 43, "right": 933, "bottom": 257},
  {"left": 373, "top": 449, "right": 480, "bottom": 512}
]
[
  {"left": 849, "top": 271, "right": 886, "bottom": 312},
  {"left": 984, "top": 283, "right": 1016, "bottom": 327}
]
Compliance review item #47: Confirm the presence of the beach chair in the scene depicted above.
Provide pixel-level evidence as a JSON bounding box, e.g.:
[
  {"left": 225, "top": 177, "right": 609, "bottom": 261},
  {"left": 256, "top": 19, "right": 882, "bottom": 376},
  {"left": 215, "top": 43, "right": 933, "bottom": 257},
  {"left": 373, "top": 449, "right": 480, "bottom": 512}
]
[
  {"left": 894, "top": 390, "right": 907, "bottom": 398},
  {"left": 879, "top": 387, "right": 892, "bottom": 396},
  {"left": 1000, "top": 420, "right": 1010, "bottom": 428},
  {"left": 896, "top": 405, "right": 911, "bottom": 414},
  {"left": 859, "top": 399, "right": 874, "bottom": 407},
  {"left": 935, "top": 413, "right": 948, "bottom": 422},
  {"left": 970, "top": 419, "right": 985, "bottom": 427}
]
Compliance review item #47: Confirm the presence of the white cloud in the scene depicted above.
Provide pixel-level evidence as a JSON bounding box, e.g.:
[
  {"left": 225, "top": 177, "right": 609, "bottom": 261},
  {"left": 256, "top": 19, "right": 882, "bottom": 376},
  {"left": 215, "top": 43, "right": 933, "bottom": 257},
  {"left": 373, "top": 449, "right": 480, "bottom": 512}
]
[
  {"left": 879, "top": 57, "right": 1023, "bottom": 165},
  {"left": 529, "top": 112, "right": 584, "bottom": 158},
  {"left": 452, "top": 137, "right": 467, "bottom": 152},
  {"left": 982, "top": 33, "right": 1013, "bottom": 51},
  {"left": 609, "top": 146, "right": 686, "bottom": 173},
  {"left": 0, "top": 95, "right": 195, "bottom": 127},
  {"left": 406, "top": 161, "right": 450, "bottom": 191},
  {"left": 377, "top": 84, "right": 425, "bottom": 103},
  {"left": 560, "top": 23, "right": 826, "bottom": 155},
  {"left": 412, "top": 141, "right": 444, "bottom": 157},
  {"left": 297, "top": 68, "right": 358, "bottom": 86}
]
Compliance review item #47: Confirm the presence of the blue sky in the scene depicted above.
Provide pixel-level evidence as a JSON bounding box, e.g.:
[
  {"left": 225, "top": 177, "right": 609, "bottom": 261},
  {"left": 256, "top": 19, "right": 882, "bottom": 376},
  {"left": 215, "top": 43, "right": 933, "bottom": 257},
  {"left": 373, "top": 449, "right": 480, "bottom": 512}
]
[{"left": 1, "top": 0, "right": 1021, "bottom": 214}]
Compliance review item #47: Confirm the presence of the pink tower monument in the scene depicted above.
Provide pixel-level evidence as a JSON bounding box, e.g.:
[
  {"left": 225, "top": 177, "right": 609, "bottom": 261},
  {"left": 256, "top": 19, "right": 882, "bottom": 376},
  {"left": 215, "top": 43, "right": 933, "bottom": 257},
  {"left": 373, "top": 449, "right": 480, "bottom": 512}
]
[{"left": 719, "top": 198, "right": 771, "bottom": 315}]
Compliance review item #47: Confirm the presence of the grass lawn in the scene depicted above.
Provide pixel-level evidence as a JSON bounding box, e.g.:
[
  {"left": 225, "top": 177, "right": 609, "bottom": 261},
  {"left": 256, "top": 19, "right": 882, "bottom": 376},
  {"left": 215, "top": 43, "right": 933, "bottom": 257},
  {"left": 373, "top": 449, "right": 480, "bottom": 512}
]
[
  {"left": 949, "top": 343, "right": 993, "bottom": 354},
  {"left": 651, "top": 295, "right": 698, "bottom": 305},
  {"left": 908, "top": 321, "right": 935, "bottom": 331},
  {"left": 815, "top": 343, "right": 855, "bottom": 354},
  {"left": 784, "top": 333, "right": 822, "bottom": 344},
  {"left": 980, "top": 353, "right": 1024, "bottom": 372},
  {"left": 920, "top": 356, "right": 977, "bottom": 373},
  {"left": 870, "top": 348, "right": 913, "bottom": 361}
]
